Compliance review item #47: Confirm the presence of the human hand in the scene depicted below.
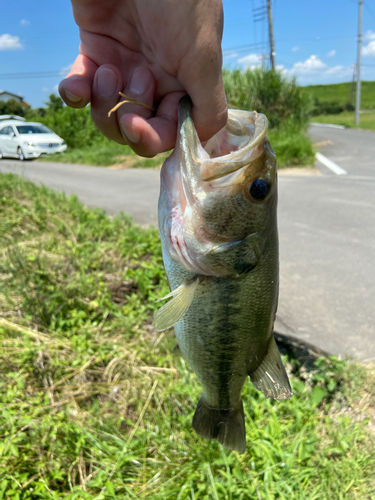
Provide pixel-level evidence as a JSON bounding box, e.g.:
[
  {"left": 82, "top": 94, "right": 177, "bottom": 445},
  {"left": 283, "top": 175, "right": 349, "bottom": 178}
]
[{"left": 59, "top": 0, "right": 227, "bottom": 157}]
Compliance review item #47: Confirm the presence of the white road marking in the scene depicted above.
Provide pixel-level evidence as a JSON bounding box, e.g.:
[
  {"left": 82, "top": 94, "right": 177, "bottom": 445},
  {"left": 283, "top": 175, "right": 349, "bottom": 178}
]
[
  {"left": 315, "top": 152, "right": 347, "bottom": 176},
  {"left": 311, "top": 122, "right": 346, "bottom": 129}
]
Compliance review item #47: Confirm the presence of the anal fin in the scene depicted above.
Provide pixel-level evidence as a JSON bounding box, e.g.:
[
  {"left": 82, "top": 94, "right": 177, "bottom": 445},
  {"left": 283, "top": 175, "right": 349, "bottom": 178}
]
[
  {"left": 250, "top": 335, "right": 292, "bottom": 400},
  {"left": 153, "top": 278, "right": 199, "bottom": 332}
]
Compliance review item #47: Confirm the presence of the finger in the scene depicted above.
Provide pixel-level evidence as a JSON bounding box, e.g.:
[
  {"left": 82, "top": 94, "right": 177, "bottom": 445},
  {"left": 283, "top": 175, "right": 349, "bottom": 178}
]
[
  {"left": 178, "top": 1, "right": 227, "bottom": 142},
  {"left": 58, "top": 54, "right": 98, "bottom": 108},
  {"left": 90, "top": 64, "right": 126, "bottom": 144},
  {"left": 115, "top": 66, "right": 159, "bottom": 152},
  {"left": 120, "top": 91, "right": 185, "bottom": 157},
  {"left": 183, "top": 67, "right": 227, "bottom": 143}
]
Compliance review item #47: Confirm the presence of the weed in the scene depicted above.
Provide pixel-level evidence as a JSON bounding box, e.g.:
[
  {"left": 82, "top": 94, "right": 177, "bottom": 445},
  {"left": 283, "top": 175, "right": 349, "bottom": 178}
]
[{"left": 0, "top": 173, "right": 374, "bottom": 499}]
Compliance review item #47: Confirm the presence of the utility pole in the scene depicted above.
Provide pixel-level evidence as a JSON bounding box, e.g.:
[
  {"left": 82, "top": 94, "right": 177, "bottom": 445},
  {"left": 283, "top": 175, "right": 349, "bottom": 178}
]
[
  {"left": 267, "top": 0, "right": 276, "bottom": 69},
  {"left": 355, "top": 0, "right": 363, "bottom": 125}
]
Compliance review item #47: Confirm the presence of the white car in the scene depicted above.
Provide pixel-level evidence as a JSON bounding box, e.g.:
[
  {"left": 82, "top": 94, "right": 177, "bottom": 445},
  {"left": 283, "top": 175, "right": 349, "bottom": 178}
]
[{"left": 0, "top": 115, "right": 67, "bottom": 160}]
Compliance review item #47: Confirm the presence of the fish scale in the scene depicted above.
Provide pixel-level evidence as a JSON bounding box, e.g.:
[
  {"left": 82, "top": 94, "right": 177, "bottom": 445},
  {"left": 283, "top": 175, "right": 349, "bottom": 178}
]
[{"left": 154, "top": 95, "right": 292, "bottom": 453}]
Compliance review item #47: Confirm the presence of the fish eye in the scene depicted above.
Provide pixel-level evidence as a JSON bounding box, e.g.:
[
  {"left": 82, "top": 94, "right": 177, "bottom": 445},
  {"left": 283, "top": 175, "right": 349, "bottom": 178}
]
[{"left": 248, "top": 178, "right": 271, "bottom": 201}]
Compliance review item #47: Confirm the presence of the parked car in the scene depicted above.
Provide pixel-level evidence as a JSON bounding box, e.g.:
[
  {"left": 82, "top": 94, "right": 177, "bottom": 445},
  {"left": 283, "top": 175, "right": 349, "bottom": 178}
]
[{"left": 0, "top": 115, "right": 67, "bottom": 160}]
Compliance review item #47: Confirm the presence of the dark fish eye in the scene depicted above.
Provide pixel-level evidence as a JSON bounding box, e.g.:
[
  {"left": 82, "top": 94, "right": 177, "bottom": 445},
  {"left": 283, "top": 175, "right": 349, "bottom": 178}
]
[{"left": 249, "top": 178, "right": 271, "bottom": 201}]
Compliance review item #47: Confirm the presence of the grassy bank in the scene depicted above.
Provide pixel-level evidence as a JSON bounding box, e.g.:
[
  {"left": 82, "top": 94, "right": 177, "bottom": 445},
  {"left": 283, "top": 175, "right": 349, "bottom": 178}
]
[
  {"left": 39, "top": 142, "right": 168, "bottom": 169},
  {"left": 1, "top": 173, "right": 375, "bottom": 498},
  {"left": 303, "top": 81, "right": 375, "bottom": 110},
  {"left": 312, "top": 111, "right": 375, "bottom": 131}
]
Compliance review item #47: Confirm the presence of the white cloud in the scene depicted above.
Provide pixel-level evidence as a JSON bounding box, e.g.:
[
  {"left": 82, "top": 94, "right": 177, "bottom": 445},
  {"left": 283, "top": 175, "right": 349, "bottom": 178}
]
[
  {"left": 20, "top": 19, "right": 30, "bottom": 26},
  {"left": 53, "top": 84, "right": 59, "bottom": 92},
  {"left": 362, "top": 41, "right": 375, "bottom": 57},
  {"left": 59, "top": 64, "right": 73, "bottom": 77},
  {"left": 42, "top": 87, "right": 49, "bottom": 92},
  {"left": 292, "top": 46, "right": 299, "bottom": 52},
  {"left": 364, "top": 30, "right": 375, "bottom": 42},
  {"left": 326, "top": 50, "right": 336, "bottom": 57},
  {"left": 0, "top": 34, "right": 23, "bottom": 50},
  {"left": 237, "top": 53, "right": 262, "bottom": 68},
  {"left": 286, "top": 55, "right": 354, "bottom": 84},
  {"left": 223, "top": 51, "right": 239, "bottom": 59},
  {"left": 292, "top": 55, "right": 326, "bottom": 73},
  {"left": 276, "top": 64, "right": 287, "bottom": 75}
]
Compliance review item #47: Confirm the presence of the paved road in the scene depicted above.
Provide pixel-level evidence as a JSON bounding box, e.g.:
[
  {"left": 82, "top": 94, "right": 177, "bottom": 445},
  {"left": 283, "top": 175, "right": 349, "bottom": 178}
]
[
  {"left": 1, "top": 125, "right": 374, "bottom": 361},
  {"left": 0, "top": 161, "right": 160, "bottom": 227}
]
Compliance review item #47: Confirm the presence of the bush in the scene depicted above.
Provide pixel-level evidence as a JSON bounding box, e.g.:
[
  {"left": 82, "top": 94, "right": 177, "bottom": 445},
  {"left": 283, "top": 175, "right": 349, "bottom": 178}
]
[
  {"left": 26, "top": 104, "right": 106, "bottom": 149},
  {"left": 310, "top": 98, "right": 356, "bottom": 116},
  {"left": 223, "top": 67, "right": 312, "bottom": 131},
  {"left": 0, "top": 98, "right": 29, "bottom": 117}
]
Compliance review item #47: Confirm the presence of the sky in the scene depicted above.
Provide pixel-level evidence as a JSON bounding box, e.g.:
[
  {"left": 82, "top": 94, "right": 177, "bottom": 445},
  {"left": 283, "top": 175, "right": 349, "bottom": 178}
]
[{"left": 0, "top": 0, "right": 375, "bottom": 108}]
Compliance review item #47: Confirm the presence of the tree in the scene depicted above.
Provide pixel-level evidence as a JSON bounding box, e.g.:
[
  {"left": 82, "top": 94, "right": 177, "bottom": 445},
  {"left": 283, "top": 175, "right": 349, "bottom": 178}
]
[
  {"left": 45, "top": 93, "right": 64, "bottom": 113},
  {"left": 0, "top": 98, "right": 25, "bottom": 117}
]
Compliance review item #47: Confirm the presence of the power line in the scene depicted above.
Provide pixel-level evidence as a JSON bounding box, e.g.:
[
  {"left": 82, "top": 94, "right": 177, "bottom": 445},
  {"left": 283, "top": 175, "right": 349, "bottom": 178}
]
[
  {"left": 223, "top": 41, "right": 268, "bottom": 53},
  {"left": 364, "top": 0, "right": 375, "bottom": 21},
  {"left": 0, "top": 70, "right": 63, "bottom": 80}
]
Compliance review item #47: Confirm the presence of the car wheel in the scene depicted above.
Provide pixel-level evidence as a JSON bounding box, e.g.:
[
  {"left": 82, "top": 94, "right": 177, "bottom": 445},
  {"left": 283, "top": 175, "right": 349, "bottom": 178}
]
[{"left": 17, "top": 147, "right": 25, "bottom": 161}]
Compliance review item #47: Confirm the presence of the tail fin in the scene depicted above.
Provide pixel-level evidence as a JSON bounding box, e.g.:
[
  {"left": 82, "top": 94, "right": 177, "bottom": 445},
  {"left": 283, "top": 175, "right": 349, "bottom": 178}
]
[{"left": 192, "top": 396, "right": 246, "bottom": 453}]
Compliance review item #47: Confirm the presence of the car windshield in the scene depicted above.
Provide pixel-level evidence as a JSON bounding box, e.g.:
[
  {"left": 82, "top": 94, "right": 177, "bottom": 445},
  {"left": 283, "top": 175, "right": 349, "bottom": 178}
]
[{"left": 15, "top": 124, "right": 52, "bottom": 134}]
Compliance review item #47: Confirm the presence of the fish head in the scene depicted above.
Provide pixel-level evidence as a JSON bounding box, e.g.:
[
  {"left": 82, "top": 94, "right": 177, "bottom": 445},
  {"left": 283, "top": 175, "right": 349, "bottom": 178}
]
[{"left": 159, "top": 95, "right": 277, "bottom": 277}]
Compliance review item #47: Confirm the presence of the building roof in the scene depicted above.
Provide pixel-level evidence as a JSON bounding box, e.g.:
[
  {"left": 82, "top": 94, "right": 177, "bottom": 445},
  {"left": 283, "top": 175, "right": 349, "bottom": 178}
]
[{"left": 0, "top": 90, "right": 24, "bottom": 100}]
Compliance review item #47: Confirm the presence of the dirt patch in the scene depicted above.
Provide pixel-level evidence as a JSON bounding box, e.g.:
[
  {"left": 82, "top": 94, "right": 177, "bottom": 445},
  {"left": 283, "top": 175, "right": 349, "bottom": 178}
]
[
  {"left": 314, "top": 140, "right": 334, "bottom": 147},
  {"left": 104, "top": 273, "right": 139, "bottom": 305}
]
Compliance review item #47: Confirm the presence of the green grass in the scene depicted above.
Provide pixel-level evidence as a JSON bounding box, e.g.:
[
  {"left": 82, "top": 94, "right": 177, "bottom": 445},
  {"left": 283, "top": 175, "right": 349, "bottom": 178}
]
[
  {"left": 1, "top": 173, "right": 374, "bottom": 499},
  {"left": 312, "top": 111, "right": 375, "bottom": 131},
  {"left": 303, "top": 81, "right": 375, "bottom": 110},
  {"left": 39, "top": 142, "right": 168, "bottom": 168}
]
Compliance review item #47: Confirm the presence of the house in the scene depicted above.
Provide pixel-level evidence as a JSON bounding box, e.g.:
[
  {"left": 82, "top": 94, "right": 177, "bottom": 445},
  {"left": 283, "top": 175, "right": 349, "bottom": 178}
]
[
  {"left": 0, "top": 90, "right": 30, "bottom": 108},
  {"left": 0, "top": 90, "right": 24, "bottom": 103}
]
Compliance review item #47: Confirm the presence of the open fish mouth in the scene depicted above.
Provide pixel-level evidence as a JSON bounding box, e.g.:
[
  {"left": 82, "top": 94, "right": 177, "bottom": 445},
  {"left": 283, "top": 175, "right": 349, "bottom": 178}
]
[{"left": 177, "top": 95, "right": 269, "bottom": 187}]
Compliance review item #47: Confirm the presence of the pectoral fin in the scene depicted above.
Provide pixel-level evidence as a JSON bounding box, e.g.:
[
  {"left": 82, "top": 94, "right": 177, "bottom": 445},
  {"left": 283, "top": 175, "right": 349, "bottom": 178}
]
[
  {"left": 250, "top": 336, "right": 292, "bottom": 400},
  {"left": 153, "top": 278, "right": 200, "bottom": 332}
]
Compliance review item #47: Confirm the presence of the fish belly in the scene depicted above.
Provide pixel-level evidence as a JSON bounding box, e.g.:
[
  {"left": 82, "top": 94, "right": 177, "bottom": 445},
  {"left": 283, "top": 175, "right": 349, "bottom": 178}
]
[{"left": 162, "top": 237, "right": 278, "bottom": 410}]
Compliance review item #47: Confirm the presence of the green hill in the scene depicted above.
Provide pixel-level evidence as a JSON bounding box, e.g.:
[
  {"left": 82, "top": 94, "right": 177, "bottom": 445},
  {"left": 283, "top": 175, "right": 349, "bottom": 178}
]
[{"left": 302, "top": 81, "right": 375, "bottom": 110}]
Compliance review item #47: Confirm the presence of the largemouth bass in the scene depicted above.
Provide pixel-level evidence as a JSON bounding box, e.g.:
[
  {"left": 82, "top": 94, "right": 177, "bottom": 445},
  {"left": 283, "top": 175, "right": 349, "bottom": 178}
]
[{"left": 154, "top": 95, "right": 292, "bottom": 454}]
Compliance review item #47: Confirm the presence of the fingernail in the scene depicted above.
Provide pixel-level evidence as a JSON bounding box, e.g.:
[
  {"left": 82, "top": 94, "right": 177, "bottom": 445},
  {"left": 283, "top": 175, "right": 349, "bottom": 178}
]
[
  {"left": 65, "top": 90, "right": 81, "bottom": 103},
  {"left": 96, "top": 67, "right": 118, "bottom": 98},
  {"left": 121, "top": 119, "right": 141, "bottom": 144},
  {"left": 129, "top": 67, "right": 151, "bottom": 96}
]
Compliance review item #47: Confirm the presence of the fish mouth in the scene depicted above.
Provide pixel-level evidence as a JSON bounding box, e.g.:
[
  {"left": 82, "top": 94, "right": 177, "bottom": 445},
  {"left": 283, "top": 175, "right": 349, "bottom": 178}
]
[
  {"left": 177, "top": 95, "right": 269, "bottom": 187},
  {"left": 199, "top": 111, "right": 268, "bottom": 182}
]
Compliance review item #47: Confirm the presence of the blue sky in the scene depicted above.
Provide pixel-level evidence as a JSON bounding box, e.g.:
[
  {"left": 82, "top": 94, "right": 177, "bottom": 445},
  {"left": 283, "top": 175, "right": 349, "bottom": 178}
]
[{"left": 1, "top": 0, "right": 375, "bottom": 108}]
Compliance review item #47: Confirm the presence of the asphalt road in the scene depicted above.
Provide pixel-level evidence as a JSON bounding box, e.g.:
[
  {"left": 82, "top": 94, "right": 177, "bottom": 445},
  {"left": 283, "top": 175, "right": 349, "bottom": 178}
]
[{"left": 1, "top": 124, "right": 374, "bottom": 361}]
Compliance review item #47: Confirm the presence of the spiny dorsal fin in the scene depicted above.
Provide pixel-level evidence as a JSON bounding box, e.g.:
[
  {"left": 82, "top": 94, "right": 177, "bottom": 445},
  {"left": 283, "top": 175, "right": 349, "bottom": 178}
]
[
  {"left": 250, "top": 335, "right": 292, "bottom": 400},
  {"left": 153, "top": 278, "right": 199, "bottom": 332}
]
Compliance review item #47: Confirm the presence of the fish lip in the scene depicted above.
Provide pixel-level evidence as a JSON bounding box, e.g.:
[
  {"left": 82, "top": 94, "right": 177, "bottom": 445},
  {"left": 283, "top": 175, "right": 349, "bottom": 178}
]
[{"left": 198, "top": 112, "right": 269, "bottom": 183}]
